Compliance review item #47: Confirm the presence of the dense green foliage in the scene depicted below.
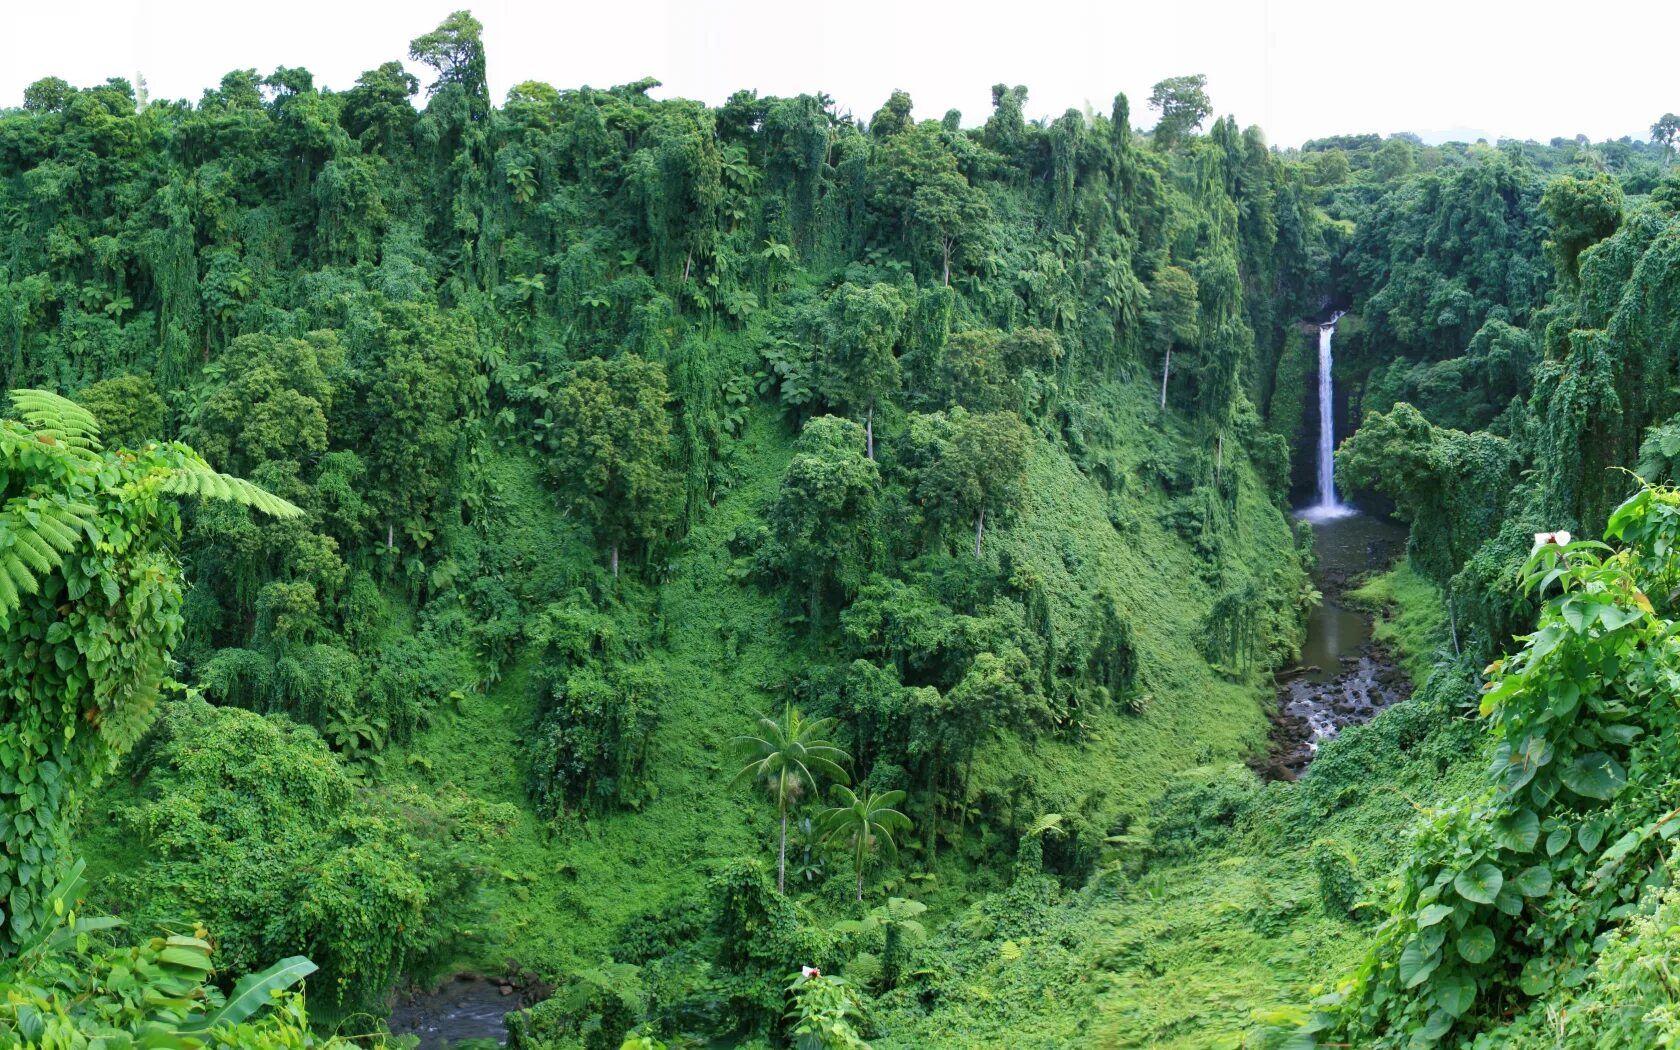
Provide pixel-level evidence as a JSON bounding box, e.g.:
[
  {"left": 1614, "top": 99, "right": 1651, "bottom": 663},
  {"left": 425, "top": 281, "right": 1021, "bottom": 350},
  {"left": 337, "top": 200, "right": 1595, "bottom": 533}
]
[{"left": 6, "top": 9, "right": 1680, "bottom": 1048}]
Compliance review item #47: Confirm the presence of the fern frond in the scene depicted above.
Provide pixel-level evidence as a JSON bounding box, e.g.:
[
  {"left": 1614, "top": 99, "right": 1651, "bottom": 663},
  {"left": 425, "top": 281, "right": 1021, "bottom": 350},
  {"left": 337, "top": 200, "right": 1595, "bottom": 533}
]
[
  {"left": 1025, "top": 813, "right": 1066, "bottom": 839},
  {"left": 28, "top": 503, "right": 93, "bottom": 552},
  {"left": 9, "top": 527, "right": 57, "bottom": 573},
  {"left": 7, "top": 388, "right": 102, "bottom": 452},
  {"left": 157, "top": 462, "right": 303, "bottom": 519},
  {"left": 1, "top": 551, "right": 39, "bottom": 597}
]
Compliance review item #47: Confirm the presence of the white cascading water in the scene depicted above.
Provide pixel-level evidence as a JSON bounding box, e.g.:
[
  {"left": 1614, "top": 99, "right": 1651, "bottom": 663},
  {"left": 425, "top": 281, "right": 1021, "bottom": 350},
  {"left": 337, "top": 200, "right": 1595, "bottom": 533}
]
[{"left": 1308, "top": 311, "right": 1351, "bottom": 520}]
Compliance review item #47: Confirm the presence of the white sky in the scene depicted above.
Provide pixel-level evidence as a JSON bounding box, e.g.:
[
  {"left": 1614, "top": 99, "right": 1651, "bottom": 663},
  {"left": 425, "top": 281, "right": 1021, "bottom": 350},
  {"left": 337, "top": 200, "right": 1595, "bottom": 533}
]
[{"left": 4, "top": 0, "right": 1675, "bottom": 148}]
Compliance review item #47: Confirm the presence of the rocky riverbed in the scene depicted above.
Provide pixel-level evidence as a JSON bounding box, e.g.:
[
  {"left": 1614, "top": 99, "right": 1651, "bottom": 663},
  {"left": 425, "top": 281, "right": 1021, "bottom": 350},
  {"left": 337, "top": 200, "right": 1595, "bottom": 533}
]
[{"left": 1259, "top": 510, "right": 1410, "bottom": 779}]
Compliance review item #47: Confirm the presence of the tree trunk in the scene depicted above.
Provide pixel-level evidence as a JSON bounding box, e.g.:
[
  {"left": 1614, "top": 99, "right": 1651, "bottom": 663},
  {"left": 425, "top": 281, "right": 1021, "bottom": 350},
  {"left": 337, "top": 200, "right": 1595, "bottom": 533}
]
[
  {"left": 1215, "top": 430, "right": 1224, "bottom": 486},
  {"left": 1159, "top": 347, "right": 1172, "bottom": 410},
  {"left": 925, "top": 756, "right": 939, "bottom": 863},
  {"left": 942, "top": 238, "right": 952, "bottom": 287},
  {"left": 777, "top": 807, "right": 788, "bottom": 894},
  {"left": 387, "top": 523, "right": 395, "bottom": 551},
  {"left": 866, "top": 403, "right": 875, "bottom": 461},
  {"left": 856, "top": 857, "right": 865, "bottom": 901},
  {"left": 974, "top": 506, "right": 985, "bottom": 559},
  {"left": 610, "top": 543, "right": 619, "bottom": 578}
]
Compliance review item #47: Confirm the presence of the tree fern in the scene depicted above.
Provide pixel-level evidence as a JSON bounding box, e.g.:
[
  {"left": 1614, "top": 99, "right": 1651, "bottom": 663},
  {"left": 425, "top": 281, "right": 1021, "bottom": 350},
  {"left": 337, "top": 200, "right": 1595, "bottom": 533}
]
[
  {"left": 1, "top": 388, "right": 303, "bottom": 625},
  {"left": 6, "top": 387, "right": 103, "bottom": 451}
]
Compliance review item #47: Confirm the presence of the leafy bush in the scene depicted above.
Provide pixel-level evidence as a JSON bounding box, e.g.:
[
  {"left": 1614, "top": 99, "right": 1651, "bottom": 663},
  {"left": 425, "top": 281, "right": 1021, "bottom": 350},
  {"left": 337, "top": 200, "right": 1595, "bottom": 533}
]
[
  {"left": 110, "top": 698, "right": 506, "bottom": 1008},
  {"left": 1147, "top": 765, "right": 1261, "bottom": 860}
]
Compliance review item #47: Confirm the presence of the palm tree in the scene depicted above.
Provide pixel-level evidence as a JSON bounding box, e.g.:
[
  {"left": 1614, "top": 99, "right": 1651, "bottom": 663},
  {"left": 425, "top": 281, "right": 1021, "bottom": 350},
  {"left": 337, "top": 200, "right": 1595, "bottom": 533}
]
[
  {"left": 819, "top": 786, "right": 912, "bottom": 901},
  {"left": 733, "top": 706, "right": 851, "bottom": 893}
]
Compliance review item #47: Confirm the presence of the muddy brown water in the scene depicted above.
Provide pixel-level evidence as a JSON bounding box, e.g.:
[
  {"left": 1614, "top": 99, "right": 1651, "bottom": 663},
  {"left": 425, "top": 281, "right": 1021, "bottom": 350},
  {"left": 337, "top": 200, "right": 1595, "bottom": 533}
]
[{"left": 1262, "top": 510, "right": 1410, "bottom": 778}]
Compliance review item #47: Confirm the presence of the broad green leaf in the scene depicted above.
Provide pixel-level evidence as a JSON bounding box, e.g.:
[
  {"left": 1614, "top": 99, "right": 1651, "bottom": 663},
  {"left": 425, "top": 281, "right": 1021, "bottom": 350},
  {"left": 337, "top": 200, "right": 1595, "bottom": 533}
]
[
  {"left": 1419, "top": 1008, "right": 1455, "bottom": 1040},
  {"left": 1399, "top": 940, "right": 1440, "bottom": 989},
  {"left": 1544, "top": 826, "right": 1571, "bottom": 857},
  {"left": 1560, "top": 752, "right": 1626, "bottom": 800},
  {"left": 1579, "top": 818, "right": 1608, "bottom": 854},
  {"left": 1496, "top": 734, "right": 1552, "bottom": 793},
  {"left": 1598, "top": 604, "right": 1645, "bottom": 631},
  {"left": 1418, "top": 903, "right": 1455, "bottom": 928},
  {"left": 1457, "top": 925, "right": 1496, "bottom": 964},
  {"left": 1454, "top": 863, "right": 1503, "bottom": 906},
  {"left": 1434, "top": 969, "right": 1476, "bottom": 1017},
  {"left": 1492, "top": 810, "right": 1539, "bottom": 853},
  {"left": 176, "top": 956, "right": 318, "bottom": 1034},
  {"left": 1599, "top": 830, "right": 1642, "bottom": 865},
  {"left": 1512, "top": 865, "right": 1553, "bottom": 897}
]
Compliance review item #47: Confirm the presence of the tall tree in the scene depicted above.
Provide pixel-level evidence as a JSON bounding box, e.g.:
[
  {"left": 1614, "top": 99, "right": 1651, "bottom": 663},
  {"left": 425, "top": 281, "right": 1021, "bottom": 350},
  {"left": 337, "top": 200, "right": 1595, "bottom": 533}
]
[
  {"left": 1652, "top": 113, "right": 1680, "bottom": 168},
  {"left": 544, "top": 354, "right": 678, "bottom": 577},
  {"left": 766, "top": 416, "right": 880, "bottom": 628},
  {"left": 822, "top": 282, "right": 906, "bottom": 458},
  {"left": 1148, "top": 265, "right": 1200, "bottom": 410},
  {"left": 1147, "top": 74, "right": 1211, "bottom": 148},
  {"left": 905, "top": 408, "right": 1031, "bottom": 558},
  {"left": 408, "top": 10, "right": 488, "bottom": 115},
  {"left": 869, "top": 125, "right": 993, "bottom": 286},
  {"left": 733, "top": 707, "right": 851, "bottom": 893}
]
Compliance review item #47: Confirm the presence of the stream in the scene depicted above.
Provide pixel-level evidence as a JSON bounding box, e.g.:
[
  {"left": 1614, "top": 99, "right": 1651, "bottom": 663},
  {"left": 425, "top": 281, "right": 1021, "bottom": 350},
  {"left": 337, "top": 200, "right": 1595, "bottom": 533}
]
[
  {"left": 386, "top": 975, "right": 521, "bottom": 1048},
  {"left": 1261, "top": 510, "right": 1409, "bottom": 778}
]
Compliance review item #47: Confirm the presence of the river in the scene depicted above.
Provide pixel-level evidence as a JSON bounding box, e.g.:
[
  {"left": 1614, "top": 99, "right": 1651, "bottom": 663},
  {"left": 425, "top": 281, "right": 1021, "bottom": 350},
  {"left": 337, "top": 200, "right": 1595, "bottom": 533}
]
[{"left": 1261, "top": 510, "right": 1410, "bottom": 778}]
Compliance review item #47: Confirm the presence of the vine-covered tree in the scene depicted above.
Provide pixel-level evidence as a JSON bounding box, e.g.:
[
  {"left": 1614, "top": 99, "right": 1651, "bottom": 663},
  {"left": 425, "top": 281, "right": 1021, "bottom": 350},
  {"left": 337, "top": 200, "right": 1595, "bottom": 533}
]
[
  {"left": 905, "top": 408, "right": 1031, "bottom": 558},
  {"left": 0, "top": 389, "right": 298, "bottom": 952}
]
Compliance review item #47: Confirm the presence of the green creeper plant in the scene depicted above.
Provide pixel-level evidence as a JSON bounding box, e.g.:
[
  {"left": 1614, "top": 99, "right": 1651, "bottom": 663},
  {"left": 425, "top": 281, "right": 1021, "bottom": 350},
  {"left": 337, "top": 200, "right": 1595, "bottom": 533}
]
[
  {"left": 818, "top": 786, "right": 911, "bottom": 901},
  {"left": 0, "top": 388, "right": 299, "bottom": 952},
  {"left": 733, "top": 706, "right": 851, "bottom": 893}
]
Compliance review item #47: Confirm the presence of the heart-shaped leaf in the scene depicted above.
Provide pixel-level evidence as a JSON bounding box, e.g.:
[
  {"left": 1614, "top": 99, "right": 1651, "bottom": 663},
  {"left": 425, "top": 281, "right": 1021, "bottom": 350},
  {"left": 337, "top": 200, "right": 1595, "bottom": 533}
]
[
  {"left": 1512, "top": 865, "right": 1553, "bottom": 897},
  {"left": 1454, "top": 863, "right": 1503, "bottom": 906},
  {"left": 1560, "top": 752, "right": 1626, "bottom": 800},
  {"left": 1492, "top": 810, "right": 1539, "bottom": 853},
  {"left": 1544, "top": 826, "right": 1571, "bottom": 857},
  {"left": 1434, "top": 969, "right": 1476, "bottom": 1017},
  {"left": 1418, "top": 903, "right": 1455, "bottom": 928},
  {"left": 1400, "top": 940, "right": 1441, "bottom": 989},
  {"left": 1457, "top": 925, "right": 1496, "bottom": 964}
]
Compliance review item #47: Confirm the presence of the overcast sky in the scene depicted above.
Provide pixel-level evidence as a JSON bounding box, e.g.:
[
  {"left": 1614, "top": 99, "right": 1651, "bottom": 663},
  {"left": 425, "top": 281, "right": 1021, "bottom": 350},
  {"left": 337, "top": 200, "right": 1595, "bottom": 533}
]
[{"left": 5, "top": 0, "right": 1675, "bottom": 148}]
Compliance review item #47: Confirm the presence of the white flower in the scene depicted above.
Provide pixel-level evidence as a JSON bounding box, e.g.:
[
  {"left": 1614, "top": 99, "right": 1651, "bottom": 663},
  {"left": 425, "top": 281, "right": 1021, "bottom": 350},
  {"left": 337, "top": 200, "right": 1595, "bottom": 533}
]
[
  {"left": 1533, "top": 530, "right": 1572, "bottom": 553},
  {"left": 802, "top": 965, "right": 821, "bottom": 979}
]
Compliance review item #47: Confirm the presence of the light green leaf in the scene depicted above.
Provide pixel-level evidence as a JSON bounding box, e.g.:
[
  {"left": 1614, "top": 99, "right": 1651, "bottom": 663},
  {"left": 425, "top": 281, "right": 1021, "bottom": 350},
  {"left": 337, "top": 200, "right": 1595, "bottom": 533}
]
[
  {"left": 176, "top": 956, "right": 318, "bottom": 1034},
  {"left": 1418, "top": 903, "right": 1455, "bottom": 928}
]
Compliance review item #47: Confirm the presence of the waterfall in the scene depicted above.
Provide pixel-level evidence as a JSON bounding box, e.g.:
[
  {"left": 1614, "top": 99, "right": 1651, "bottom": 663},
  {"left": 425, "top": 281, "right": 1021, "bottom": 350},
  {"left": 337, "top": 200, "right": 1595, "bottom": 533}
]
[{"left": 1307, "top": 312, "right": 1351, "bottom": 520}]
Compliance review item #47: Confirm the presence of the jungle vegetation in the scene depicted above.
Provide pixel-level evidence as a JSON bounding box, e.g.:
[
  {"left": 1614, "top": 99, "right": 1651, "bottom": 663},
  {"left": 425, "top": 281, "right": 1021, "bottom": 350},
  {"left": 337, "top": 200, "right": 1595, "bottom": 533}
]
[{"left": 2, "top": 9, "right": 1680, "bottom": 1048}]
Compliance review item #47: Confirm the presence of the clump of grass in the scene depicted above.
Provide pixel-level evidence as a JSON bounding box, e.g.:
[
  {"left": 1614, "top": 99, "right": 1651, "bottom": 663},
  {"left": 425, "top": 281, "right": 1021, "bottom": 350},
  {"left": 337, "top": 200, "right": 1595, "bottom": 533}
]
[{"left": 1347, "top": 563, "right": 1450, "bottom": 686}]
